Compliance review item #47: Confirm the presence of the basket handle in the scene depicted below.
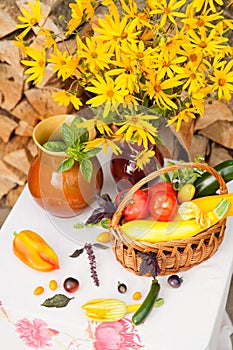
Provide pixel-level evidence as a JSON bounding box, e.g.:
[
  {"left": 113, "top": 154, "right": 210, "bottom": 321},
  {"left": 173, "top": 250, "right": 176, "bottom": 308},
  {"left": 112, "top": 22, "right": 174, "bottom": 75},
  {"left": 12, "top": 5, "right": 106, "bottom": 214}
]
[{"left": 111, "top": 162, "right": 228, "bottom": 227}]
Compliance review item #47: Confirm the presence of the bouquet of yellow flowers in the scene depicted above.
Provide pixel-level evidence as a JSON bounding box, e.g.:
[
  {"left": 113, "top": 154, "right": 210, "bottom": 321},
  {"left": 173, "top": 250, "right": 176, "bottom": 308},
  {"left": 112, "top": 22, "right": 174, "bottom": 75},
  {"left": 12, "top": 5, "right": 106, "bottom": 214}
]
[{"left": 15, "top": 0, "right": 233, "bottom": 169}]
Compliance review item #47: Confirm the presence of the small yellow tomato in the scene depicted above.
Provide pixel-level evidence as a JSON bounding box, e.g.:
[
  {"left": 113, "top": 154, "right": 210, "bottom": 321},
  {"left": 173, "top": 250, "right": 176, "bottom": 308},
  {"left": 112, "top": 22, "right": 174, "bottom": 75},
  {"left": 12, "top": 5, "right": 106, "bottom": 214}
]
[
  {"left": 34, "top": 286, "right": 44, "bottom": 295},
  {"left": 96, "top": 231, "right": 110, "bottom": 243},
  {"left": 178, "top": 184, "right": 196, "bottom": 203},
  {"left": 49, "top": 279, "right": 58, "bottom": 291},
  {"left": 132, "top": 291, "right": 142, "bottom": 300}
]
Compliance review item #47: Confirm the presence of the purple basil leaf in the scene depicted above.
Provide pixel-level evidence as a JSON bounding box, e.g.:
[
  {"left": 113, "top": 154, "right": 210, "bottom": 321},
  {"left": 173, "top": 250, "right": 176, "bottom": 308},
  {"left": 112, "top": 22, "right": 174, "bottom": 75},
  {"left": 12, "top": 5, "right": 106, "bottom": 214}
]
[
  {"left": 139, "top": 258, "right": 152, "bottom": 276},
  {"left": 138, "top": 252, "right": 160, "bottom": 278},
  {"left": 86, "top": 208, "right": 106, "bottom": 224},
  {"left": 96, "top": 193, "right": 116, "bottom": 213}
]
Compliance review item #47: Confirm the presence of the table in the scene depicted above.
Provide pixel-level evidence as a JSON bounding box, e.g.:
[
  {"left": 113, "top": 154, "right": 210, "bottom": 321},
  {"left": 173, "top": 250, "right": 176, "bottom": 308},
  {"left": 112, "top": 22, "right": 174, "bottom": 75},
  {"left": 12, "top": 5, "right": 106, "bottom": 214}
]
[{"left": 1, "top": 179, "right": 233, "bottom": 349}]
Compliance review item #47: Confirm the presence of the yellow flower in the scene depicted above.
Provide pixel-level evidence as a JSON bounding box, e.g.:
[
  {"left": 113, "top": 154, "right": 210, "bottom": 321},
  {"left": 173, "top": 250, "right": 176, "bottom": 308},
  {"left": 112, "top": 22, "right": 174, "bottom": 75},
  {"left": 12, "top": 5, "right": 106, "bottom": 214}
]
[
  {"left": 156, "top": 36, "right": 181, "bottom": 61},
  {"left": 177, "top": 63, "right": 205, "bottom": 94},
  {"left": 182, "top": 7, "right": 223, "bottom": 30},
  {"left": 21, "top": 46, "right": 46, "bottom": 85},
  {"left": 85, "top": 138, "right": 122, "bottom": 155},
  {"left": 77, "top": 36, "right": 112, "bottom": 73},
  {"left": 191, "top": 87, "right": 212, "bottom": 115},
  {"left": 66, "top": 0, "right": 96, "bottom": 35},
  {"left": 94, "top": 14, "right": 140, "bottom": 57},
  {"left": 108, "top": 58, "right": 140, "bottom": 95},
  {"left": 14, "top": 37, "right": 29, "bottom": 56},
  {"left": 145, "top": 73, "right": 182, "bottom": 110},
  {"left": 135, "top": 148, "right": 155, "bottom": 170},
  {"left": 150, "top": 0, "right": 186, "bottom": 27},
  {"left": 77, "top": 118, "right": 113, "bottom": 137},
  {"left": 120, "top": 39, "right": 157, "bottom": 72},
  {"left": 187, "top": 27, "right": 228, "bottom": 57},
  {"left": 38, "top": 27, "right": 57, "bottom": 48},
  {"left": 48, "top": 49, "right": 79, "bottom": 80},
  {"left": 16, "top": 0, "right": 233, "bottom": 135},
  {"left": 192, "top": 0, "right": 223, "bottom": 12},
  {"left": 210, "top": 60, "right": 233, "bottom": 100},
  {"left": 86, "top": 74, "right": 129, "bottom": 116},
  {"left": 156, "top": 52, "right": 187, "bottom": 79},
  {"left": 53, "top": 90, "right": 83, "bottom": 110},
  {"left": 167, "top": 107, "right": 197, "bottom": 131},
  {"left": 115, "top": 113, "right": 159, "bottom": 149},
  {"left": 16, "top": 0, "right": 42, "bottom": 39}
]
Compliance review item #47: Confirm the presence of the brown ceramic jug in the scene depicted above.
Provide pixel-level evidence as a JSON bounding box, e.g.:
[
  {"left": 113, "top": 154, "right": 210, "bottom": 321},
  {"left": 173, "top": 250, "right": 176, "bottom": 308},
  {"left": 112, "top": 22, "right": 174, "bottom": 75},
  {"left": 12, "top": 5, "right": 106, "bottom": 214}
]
[{"left": 27, "top": 115, "right": 103, "bottom": 218}]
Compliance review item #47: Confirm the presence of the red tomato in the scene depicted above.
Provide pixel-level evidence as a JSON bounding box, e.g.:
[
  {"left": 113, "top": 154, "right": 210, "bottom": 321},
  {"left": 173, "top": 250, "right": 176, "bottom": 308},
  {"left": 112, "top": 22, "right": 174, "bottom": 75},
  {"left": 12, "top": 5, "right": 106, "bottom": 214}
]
[
  {"left": 149, "top": 190, "right": 178, "bottom": 221},
  {"left": 116, "top": 189, "right": 149, "bottom": 222},
  {"left": 149, "top": 181, "right": 177, "bottom": 198}
]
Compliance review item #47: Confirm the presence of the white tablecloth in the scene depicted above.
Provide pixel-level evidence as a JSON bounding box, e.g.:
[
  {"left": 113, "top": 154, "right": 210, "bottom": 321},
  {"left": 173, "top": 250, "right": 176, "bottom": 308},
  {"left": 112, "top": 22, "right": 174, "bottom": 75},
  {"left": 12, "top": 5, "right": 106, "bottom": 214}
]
[{"left": 0, "top": 179, "right": 233, "bottom": 349}]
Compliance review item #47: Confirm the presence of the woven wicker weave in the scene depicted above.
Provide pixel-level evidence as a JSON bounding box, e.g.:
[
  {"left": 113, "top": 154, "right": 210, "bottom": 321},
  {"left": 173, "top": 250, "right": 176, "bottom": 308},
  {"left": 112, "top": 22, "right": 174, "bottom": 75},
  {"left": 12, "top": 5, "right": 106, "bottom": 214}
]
[{"left": 110, "top": 162, "right": 228, "bottom": 276}]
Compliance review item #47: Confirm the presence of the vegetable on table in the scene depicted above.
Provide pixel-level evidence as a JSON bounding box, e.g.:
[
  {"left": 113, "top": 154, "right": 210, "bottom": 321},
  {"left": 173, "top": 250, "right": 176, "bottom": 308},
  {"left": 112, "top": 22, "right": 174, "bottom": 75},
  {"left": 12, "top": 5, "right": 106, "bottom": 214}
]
[
  {"left": 121, "top": 198, "right": 231, "bottom": 242},
  {"left": 34, "top": 286, "right": 44, "bottom": 295},
  {"left": 13, "top": 230, "right": 59, "bottom": 272},
  {"left": 132, "top": 279, "right": 161, "bottom": 325},
  {"left": 118, "top": 281, "right": 127, "bottom": 293},
  {"left": 167, "top": 275, "right": 183, "bottom": 288},
  {"left": 194, "top": 160, "right": 233, "bottom": 198},
  {"left": 82, "top": 295, "right": 164, "bottom": 323},
  {"left": 63, "top": 277, "right": 80, "bottom": 293}
]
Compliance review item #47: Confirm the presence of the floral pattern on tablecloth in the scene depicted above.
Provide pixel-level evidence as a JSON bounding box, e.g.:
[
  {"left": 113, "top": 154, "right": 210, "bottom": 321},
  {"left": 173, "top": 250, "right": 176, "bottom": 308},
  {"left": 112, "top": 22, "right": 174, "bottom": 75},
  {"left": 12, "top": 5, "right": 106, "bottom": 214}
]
[{"left": 0, "top": 299, "right": 144, "bottom": 349}]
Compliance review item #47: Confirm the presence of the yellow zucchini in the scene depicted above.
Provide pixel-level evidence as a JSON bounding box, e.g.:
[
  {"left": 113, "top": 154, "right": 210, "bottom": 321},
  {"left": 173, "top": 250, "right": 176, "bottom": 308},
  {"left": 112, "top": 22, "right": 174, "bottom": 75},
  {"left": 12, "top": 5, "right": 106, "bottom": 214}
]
[
  {"left": 121, "top": 199, "right": 231, "bottom": 242},
  {"left": 192, "top": 193, "right": 233, "bottom": 215}
]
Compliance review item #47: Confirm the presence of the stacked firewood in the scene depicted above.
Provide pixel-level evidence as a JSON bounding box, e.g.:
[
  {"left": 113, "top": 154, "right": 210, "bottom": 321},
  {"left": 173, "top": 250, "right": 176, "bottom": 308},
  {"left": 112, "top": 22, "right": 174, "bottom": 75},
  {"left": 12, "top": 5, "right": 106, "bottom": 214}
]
[{"left": 0, "top": 0, "right": 69, "bottom": 207}]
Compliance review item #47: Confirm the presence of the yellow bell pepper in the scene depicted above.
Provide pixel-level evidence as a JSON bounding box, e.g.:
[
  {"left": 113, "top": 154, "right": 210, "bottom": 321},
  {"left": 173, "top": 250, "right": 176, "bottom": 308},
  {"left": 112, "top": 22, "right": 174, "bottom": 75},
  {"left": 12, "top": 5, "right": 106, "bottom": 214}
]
[
  {"left": 121, "top": 198, "right": 230, "bottom": 242},
  {"left": 82, "top": 297, "right": 164, "bottom": 322},
  {"left": 13, "top": 230, "right": 60, "bottom": 272}
]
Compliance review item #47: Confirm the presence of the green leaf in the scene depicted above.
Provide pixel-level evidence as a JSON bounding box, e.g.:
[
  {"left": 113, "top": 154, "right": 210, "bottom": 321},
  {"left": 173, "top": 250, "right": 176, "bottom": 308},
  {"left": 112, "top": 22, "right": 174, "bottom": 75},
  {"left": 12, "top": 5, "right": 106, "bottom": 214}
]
[
  {"left": 70, "top": 115, "right": 82, "bottom": 128},
  {"left": 62, "top": 123, "right": 77, "bottom": 147},
  {"left": 41, "top": 294, "right": 74, "bottom": 308},
  {"left": 43, "top": 141, "right": 67, "bottom": 152},
  {"left": 57, "top": 157, "right": 74, "bottom": 172},
  {"left": 70, "top": 248, "right": 84, "bottom": 257},
  {"left": 71, "top": 116, "right": 89, "bottom": 144},
  {"left": 80, "top": 158, "right": 92, "bottom": 183},
  {"left": 84, "top": 147, "right": 101, "bottom": 159},
  {"left": 93, "top": 243, "right": 109, "bottom": 249}
]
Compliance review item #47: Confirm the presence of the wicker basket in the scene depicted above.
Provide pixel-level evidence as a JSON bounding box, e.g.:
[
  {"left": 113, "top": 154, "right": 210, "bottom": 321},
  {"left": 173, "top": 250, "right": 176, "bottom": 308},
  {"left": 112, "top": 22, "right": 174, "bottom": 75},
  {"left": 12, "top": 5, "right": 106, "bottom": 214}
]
[{"left": 110, "top": 162, "right": 228, "bottom": 276}]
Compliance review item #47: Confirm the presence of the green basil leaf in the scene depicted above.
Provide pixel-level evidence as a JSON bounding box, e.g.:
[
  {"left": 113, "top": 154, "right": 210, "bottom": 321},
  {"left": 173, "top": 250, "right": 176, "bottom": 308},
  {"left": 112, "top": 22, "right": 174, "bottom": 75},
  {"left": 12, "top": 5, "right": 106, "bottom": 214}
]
[
  {"left": 62, "top": 123, "right": 77, "bottom": 147},
  {"left": 43, "top": 141, "right": 67, "bottom": 152},
  {"left": 70, "top": 115, "right": 82, "bottom": 128},
  {"left": 57, "top": 157, "right": 74, "bottom": 172},
  {"left": 71, "top": 116, "right": 89, "bottom": 143},
  {"left": 41, "top": 294, "right": 74, "bottom": 308},
  {"left": 80, "top": 158, "right": 92, "bottom": 183},
  {"left": 84, "top": 147, "right": 101, "bottom": 159}
]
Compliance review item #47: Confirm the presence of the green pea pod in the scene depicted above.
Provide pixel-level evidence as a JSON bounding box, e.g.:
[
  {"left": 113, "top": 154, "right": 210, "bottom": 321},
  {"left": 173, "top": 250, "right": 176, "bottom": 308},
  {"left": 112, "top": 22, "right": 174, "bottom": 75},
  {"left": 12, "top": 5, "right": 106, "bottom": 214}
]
[{"left": 132, "top": 279, "right": 160, "bottom": 325}]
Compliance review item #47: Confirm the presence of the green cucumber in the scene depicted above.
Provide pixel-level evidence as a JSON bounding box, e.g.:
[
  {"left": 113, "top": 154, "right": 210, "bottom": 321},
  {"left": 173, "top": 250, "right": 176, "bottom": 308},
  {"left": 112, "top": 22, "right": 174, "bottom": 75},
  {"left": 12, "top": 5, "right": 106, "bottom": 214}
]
[
  {"left": 194, "top": 160, "right": 233, "bottom": 198},
  {"left": 132, "top": 279, "right": 160, "bottom": 325}
]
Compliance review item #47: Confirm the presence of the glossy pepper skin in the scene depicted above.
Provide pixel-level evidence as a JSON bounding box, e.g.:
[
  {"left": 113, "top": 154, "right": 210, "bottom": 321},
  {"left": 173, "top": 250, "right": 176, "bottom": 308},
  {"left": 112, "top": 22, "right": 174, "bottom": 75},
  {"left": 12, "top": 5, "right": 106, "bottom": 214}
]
[{"left": 13, "top": 230, "right": 60, "bottom": 272}]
